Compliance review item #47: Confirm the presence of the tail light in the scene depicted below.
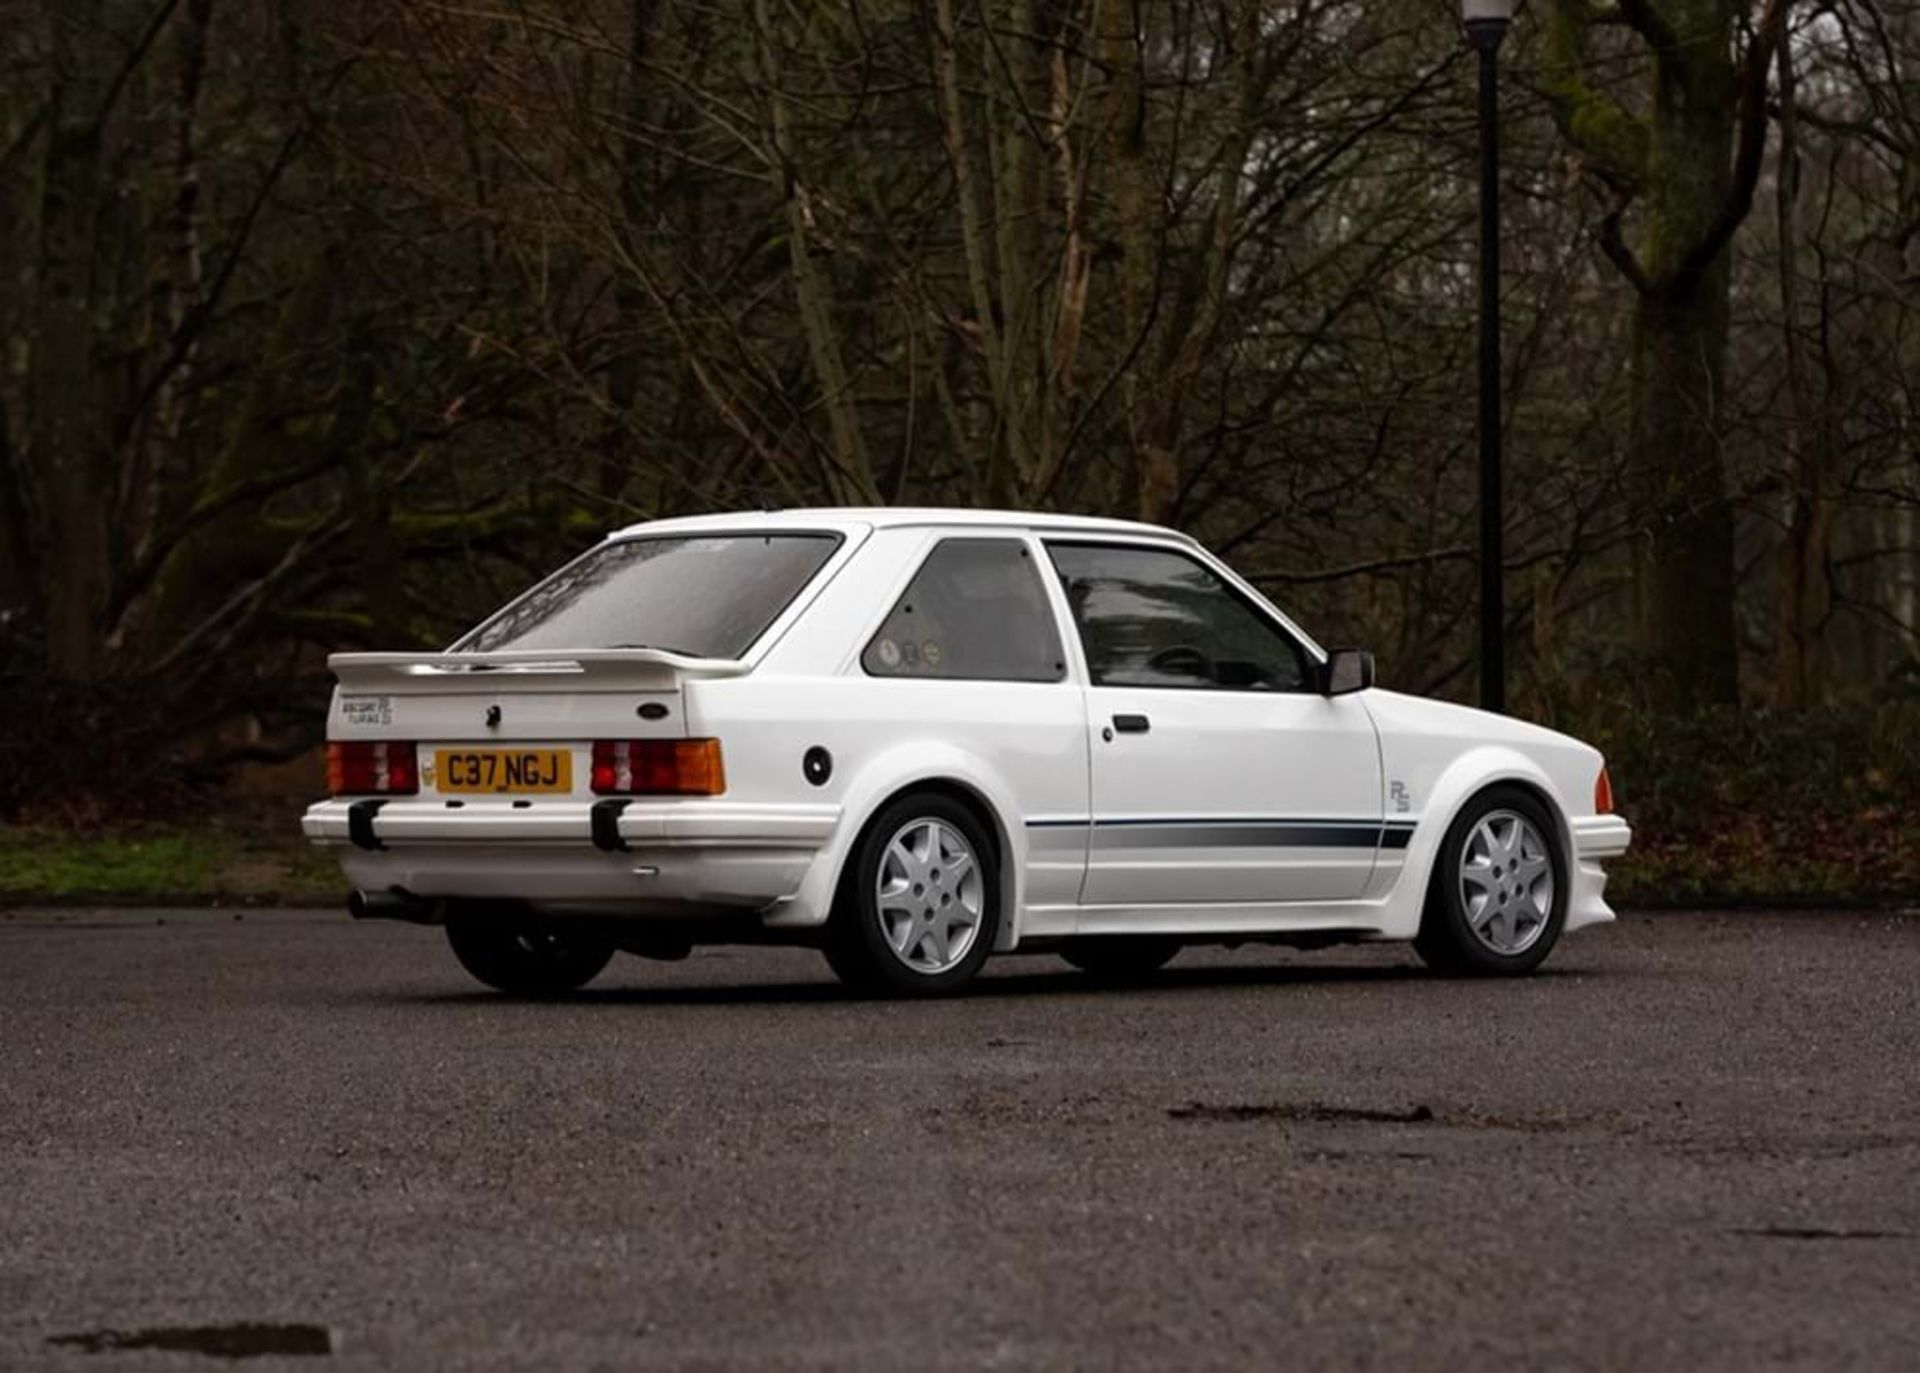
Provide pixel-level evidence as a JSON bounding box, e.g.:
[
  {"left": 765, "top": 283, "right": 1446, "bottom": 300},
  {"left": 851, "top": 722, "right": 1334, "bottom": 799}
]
[
  {"left": 591, "top": 739, "right": 726, "bottom": 796},
  {"left": 328, "top": 741, "right": 419, "bottom": 796},
  {"left": 1594, "top": 764, "right": 1614, "bottom": 815}
]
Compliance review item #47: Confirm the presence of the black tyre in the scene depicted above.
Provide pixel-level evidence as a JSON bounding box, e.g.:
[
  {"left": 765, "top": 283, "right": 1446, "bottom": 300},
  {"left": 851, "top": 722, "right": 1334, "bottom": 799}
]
[
  {"left": 824, "top": 791, "right": 1000, "bottom": 997},
  {"left": 445, "top": 906, "right": 615, "bottom": 996},
  {"left": 1059, "top": 936, "right": 1181, "bottom": 981},
  {"left": 1413, "top": 785, "right": 1567, "bottom": 977}
]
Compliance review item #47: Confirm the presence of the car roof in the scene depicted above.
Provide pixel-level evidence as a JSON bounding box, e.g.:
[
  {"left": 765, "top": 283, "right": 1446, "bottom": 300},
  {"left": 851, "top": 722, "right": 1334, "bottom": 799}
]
[{"left": 606, "top": 506, "right": 1197, "bottom": 544}]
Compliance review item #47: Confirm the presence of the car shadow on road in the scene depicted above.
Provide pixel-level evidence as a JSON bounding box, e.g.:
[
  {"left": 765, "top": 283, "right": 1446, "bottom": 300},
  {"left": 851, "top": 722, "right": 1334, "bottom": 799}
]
[{"left": 379, "top": 955, "right": 1588, "bottom": 1010}]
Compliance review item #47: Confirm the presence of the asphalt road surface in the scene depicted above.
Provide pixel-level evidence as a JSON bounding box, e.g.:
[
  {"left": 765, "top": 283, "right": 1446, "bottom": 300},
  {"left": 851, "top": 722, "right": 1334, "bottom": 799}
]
[{"left": 3, "top": 906, "right": 1917, "bottom": 1370}]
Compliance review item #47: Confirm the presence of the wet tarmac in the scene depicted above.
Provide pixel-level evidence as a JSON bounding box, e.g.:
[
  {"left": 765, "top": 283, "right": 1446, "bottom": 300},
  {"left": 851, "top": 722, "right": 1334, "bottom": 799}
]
[{"left": 2, "top": 905, "right": 1916, "bottom": 1369}]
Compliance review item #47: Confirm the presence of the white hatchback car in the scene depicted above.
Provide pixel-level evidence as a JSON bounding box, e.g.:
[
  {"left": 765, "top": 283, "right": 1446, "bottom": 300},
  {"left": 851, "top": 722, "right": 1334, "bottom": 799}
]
[{"left": 303, "top": 508, "right": 1630, "bottom": 996}]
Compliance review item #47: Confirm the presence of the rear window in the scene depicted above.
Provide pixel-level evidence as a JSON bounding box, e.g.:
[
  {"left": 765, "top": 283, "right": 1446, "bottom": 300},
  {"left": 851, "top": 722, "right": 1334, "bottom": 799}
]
[{"left": 453, "top": 534, "right": 841, "bottom": 659}]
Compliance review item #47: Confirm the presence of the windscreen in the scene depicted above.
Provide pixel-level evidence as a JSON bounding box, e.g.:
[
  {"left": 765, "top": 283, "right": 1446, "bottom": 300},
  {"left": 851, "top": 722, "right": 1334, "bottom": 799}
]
[{"left": 453, "top": 534, "right": 841, "bottom": 659}]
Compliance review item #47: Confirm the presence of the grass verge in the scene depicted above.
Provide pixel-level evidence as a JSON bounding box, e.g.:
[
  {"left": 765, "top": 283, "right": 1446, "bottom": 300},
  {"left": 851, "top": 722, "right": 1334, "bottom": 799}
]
[{"left": 0, "top": 823, "right": 340, "bottom": 908}]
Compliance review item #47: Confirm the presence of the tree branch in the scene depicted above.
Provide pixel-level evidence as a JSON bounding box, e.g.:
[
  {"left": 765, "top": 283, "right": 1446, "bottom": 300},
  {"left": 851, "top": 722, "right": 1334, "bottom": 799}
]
[
  {"left": 114, "top": 48, "right": 362, "bottom": 447},
  {"left": 90, "top": 0, "right": 186, "bottom": 135},
  {"left": 1598, "top": 193, "right": 1655, "bottom": 295},
  {"left": 1540, "top": 1, "right": 1652, "bottom": 193},
  {"left": 1614, "top": 0, "right": 1680, "bottom": 59},
  {"left": 106, "top": 450, "right": 349, "bottom": 625},
  {"left": 1668, "top": 0, "right": 1792, "bottom": 292}
]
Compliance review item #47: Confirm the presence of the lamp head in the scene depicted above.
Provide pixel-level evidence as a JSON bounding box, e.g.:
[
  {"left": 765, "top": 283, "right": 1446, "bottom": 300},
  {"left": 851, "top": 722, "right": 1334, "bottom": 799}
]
[{"left": 1462, "top": 0, "right": 1513, "bottom": 50}]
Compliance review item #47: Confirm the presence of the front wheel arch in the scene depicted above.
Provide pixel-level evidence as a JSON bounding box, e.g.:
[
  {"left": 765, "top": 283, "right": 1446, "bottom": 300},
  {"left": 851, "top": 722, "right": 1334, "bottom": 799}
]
[
  {"left": 1448, "top": 778, "right": 1572, "bottom": 879},
  {"left": 1413, "top": 782, "right": 1572, "bottom": 975},
  {"left": 1403, "top": 771, "right": 1574, "bottom": 919}
]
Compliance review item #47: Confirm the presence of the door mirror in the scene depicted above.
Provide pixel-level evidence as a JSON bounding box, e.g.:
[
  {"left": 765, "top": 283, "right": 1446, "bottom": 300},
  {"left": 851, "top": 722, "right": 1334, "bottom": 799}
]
[{"left": 1320, "top": 648, "right": 1374, "bottom": 697}]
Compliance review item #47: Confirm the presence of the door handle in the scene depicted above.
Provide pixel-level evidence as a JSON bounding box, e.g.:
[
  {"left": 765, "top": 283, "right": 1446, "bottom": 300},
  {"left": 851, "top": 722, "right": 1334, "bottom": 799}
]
[{"left": 1111, "top": 713, "right": 1151, "bottom": 735}]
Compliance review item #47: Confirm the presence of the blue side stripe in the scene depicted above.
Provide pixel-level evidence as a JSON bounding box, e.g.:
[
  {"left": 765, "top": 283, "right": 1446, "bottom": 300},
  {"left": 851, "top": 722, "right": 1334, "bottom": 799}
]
[
  {"left": 1023, "top": 815, "right": 1419, "bottom": 851},
  {"left": 1026, "top": 817, "right": 1417, "bottom": 829}
]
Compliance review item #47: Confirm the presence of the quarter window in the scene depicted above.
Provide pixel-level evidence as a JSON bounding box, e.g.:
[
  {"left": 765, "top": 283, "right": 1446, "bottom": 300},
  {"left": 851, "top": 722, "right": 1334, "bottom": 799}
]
[
  {"left": 1045, "top": 542, "right": 1309, "bottom": 691},
  {"left": 862, "top": 539, "right": 1066, "bottom": 682}
]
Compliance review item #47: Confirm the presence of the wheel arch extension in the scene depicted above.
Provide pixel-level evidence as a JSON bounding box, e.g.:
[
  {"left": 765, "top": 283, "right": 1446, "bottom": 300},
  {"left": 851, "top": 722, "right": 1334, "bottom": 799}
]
[
  {"left": 1398, "top": 756, "right": 1577, "bottom": 933},
  {"left": 803, "top": 758, "right": 1026, "bottom": 950},
  {"left": 874, "top": 776, "right": 1009, "bottom": 869}
]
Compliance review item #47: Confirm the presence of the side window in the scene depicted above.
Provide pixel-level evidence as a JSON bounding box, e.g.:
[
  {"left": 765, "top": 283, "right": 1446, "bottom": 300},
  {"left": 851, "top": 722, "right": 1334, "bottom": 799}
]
[
  {"left": 862, "top": 538, "right": 1067, "bottom": 682},
  {"left": 1045, "top": 542, "right": 1309, "bottom": 692}
]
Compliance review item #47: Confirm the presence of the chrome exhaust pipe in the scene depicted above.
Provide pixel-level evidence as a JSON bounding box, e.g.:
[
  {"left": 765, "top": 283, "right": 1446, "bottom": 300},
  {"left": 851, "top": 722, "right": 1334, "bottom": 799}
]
[{"left": 347, "top": 889, "right": 440, "bottom": 924}]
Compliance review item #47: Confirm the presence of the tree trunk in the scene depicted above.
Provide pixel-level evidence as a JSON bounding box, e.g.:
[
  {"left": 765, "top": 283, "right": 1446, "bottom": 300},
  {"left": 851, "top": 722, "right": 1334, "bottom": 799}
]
[
  {"left": 32, "top": 0, "right": 112, "bottom": 679},
  {"left": 1630, "top": 5, "right": 1742, "bottom": 707},
  {"left": 1770, "top": 32, "right": 1832, "bottom": 709},
  {"left": 758, "top": 0, "right": 873, "bottom": 503},
  {"left": 1630, "top": 287, "right": 1737, "bottom": 706},
  {"left": 930, "top": 0, "right": 1018, "bottom": 504},
  {"left": 602, "top": 0, "right": 658, "bottom": 506},
  {"left": 123, "top": 0, "right": 212, "bottom": 588},
  {"left": 0, "top": 396, "right": 33, "bottom": 634},
  {"left": 1545, "top": 0, "right": 1788, "bottom": 708}
]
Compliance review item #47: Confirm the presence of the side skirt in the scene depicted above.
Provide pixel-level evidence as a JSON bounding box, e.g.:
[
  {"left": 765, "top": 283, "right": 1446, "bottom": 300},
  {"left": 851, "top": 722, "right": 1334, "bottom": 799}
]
[{"left": 1026, "top": 898, "right": 1408, "bottom": 940}]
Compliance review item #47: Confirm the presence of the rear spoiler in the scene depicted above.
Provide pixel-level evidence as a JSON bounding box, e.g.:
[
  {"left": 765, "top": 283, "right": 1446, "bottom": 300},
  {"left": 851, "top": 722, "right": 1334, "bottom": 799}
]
[{"left": 328, "top": 648, "right": 751, "bottom": 695}]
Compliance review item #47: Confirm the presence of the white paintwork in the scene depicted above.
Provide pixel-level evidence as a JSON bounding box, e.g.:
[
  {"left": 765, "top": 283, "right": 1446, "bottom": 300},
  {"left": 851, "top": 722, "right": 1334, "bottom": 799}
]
[
  {"left": 1076, "top": 690, "right": 1382, "bottom": 905},
  {"left": 303, "top": 507, "right": 1631, "bottom": 959}
]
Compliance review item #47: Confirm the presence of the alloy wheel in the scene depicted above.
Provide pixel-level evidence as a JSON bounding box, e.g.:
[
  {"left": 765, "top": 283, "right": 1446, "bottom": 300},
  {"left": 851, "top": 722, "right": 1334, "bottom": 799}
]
[
  {"left": 874, "top": 818, "right": 984, "bottom": 975},
  {"left": 1458, "top": 809, "right": 1555, "bottom": 956}
]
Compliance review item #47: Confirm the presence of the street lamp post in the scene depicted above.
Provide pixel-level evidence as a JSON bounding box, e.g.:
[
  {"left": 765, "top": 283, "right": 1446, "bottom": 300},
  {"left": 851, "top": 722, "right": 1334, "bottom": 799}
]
[{"left": 1464, "top": 0, "right": 1512, "bottom": 714}]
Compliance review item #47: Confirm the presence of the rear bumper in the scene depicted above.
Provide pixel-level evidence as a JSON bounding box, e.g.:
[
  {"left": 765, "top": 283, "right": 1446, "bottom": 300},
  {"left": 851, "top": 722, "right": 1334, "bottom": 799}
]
[
  {"left": 301, "top": 798, "right": 839, "bottom": 916},
  {"left": 302, "top": 798, "right": 837, "bottom": 849}
]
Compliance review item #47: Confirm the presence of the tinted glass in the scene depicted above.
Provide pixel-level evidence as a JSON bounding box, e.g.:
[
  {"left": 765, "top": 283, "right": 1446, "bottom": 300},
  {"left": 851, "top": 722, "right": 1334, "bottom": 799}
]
[
  {"left": 455, "top": 534, "right": 839, "bottom": 658},
  {"left": 862, "top": 539, "right": 1065, "bottom": 682},
  {"left": 1046, "top": 543, "right": 1308, "bottom": 691}
]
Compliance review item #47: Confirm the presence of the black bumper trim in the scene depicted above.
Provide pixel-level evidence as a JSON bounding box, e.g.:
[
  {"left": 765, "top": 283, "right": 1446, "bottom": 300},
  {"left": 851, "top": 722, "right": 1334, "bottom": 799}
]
[
  {"left": 591, "top": 799, "right": 633, "bottom": 852},
  {"left": 347, "top": 799, "right": 389, "bottom": 851}
]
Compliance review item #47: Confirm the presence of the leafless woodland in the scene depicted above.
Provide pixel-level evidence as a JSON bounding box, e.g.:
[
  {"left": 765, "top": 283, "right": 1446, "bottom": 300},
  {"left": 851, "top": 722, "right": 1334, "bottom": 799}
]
[{"left": 1, "top": 1, "right": 1916, "bottom": 798}]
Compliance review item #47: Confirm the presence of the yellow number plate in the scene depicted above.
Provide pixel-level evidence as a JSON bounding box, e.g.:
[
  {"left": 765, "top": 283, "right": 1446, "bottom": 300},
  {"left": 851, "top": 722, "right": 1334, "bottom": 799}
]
[{"left": 433, "top": 748, "right": 572, "bottom": 794}]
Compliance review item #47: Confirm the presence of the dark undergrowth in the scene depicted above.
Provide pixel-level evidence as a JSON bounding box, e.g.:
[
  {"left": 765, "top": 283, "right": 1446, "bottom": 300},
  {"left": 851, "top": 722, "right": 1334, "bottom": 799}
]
[
  {"left": 2, "top": 707, "right": 1914, "bottom": 908},
  {"left": 1591, "top": 705, "right": 1919, "bottom": 905}
]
